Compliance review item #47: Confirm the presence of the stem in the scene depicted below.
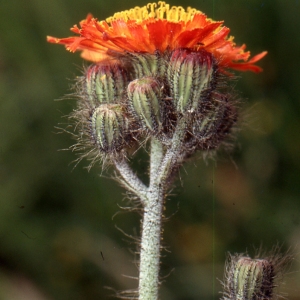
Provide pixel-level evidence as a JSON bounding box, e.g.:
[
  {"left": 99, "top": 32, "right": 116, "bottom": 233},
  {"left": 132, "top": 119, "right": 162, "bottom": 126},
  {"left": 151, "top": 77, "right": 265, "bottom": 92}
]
[
  {"left": 157, "top": 116, "right": 188, "bottom": 183},
  {"left": 113, "top": 115, "right": 191, "bottom": 299},
  {"left": 139, "top": 184, "right": 164, "bottom": 300},
  {"left": 113, "top": 158, "right": 148, "bottom": 205},
  {"left": 149, "top": 138, "right": 164, "bottom": 186},
  {"left": 138, "top": 116, "right": 190, "bottom": 300}
]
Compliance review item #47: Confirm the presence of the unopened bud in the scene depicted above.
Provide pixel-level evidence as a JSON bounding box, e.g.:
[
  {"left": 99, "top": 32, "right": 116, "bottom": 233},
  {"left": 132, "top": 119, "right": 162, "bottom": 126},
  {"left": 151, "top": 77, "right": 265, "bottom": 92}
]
[
  {"left": 90, "top": 104, "right": 129, "bottom": 153},
  {"left": 227, "top": 256, "right": 274, "bottom": 300},
  {"left": 188, "top": 93, "right": 236, "bottom": 150},
  {"left": 167, "top": 48, "right": 215, "bottom": 113},
  {"left": 127, "top": 77, "right": 163, "bottom": 133},
  {"left": 84, "top": 63, "right": 128, "bottom": 107},
  {"left": 127, "top": 51, "right": 165, "bottom": 79}
]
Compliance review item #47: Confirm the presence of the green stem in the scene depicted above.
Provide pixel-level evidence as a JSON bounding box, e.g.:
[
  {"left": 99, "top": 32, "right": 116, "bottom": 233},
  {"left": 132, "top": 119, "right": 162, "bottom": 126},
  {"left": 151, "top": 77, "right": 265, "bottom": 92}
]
[
  {"left": 138, "top": 115, "right": 190, "bottom": 300},
  {"left": 149, "top": 138, "right": 164, "bottom": 186},
  {"left": 113, "top": 158, "right": 148, "bottom": 205},
  {"left": 156, "top": 116, "right": 188, "bottom": 184},
  {"left": 114, "top": 114, "right": 191, "bottom": 299},
  {"left": 138, "top": 182, "right": 164, "bottom": 300}
]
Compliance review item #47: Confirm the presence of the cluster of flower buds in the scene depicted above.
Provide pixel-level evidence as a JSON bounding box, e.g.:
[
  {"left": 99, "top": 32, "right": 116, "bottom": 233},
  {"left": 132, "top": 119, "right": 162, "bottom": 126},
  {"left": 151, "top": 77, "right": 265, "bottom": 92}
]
[{"left": 75, "top": 48, "right": 237, "bottom": 159}]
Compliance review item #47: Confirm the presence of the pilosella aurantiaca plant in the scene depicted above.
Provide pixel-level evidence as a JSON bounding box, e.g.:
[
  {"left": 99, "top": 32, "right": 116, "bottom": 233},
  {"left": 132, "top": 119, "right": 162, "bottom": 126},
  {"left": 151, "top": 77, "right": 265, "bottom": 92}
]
[{"left": 47, "top": 2, "right": 282, "bottom": 299}]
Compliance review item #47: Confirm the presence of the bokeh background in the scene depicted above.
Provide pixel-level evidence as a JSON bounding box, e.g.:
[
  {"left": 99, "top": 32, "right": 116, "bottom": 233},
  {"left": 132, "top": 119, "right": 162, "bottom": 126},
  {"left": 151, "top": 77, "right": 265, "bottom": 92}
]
[{"left": 1, "top": 0, "right": 300, "bottom": 299}]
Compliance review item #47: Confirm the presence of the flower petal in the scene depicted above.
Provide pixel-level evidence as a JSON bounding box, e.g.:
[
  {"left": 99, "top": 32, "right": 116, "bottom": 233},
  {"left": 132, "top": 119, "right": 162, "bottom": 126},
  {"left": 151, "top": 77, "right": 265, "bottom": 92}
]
[{"left": 47, "top": 3, "right": 267, "bottom": 72}]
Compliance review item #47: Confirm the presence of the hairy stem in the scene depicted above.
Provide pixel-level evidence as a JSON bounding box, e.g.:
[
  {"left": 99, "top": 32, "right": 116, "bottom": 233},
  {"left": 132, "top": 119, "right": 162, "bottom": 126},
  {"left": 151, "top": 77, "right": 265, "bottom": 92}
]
[
  {"left": 113, "top": 158, "right": 148, "bottom": 205},
  {"left": 138, "top": 115, "right": 191, "bottom": 300},
  {"left": 149, "top": 138, "right": 164, "bottom": 186},
  {"left": 113, "top": 115, "right": 191, "bottom": 299},
  {"left": 139, "top": 183, "right": 164, "bottom": 300},
  {"left": 157, "top": 116, "right": 188, "bottom": 184}
]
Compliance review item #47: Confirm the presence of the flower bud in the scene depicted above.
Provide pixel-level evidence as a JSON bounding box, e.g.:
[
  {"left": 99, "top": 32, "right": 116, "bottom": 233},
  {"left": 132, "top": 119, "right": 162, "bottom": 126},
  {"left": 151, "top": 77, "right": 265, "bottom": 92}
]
[
  {"left": 227, "top": 256, "right": 274, "bottom": 300},
  {"left": 190, "top": 93, "right": 237, "bottom": 150},
  {"left": 167, "top": 48, "right": 215, "bottom": 114},
  {"left": 127, "top": 77, "right": 163, "bottom": 133},
  {"left": 84, "top": 63, "right": 128, "bottom": 107},
  {"left": 127, "top": 51, "right": 165, "bottom": 79},
  {"left": 90, "top": 104, "right": 129, "bottom": 153}
]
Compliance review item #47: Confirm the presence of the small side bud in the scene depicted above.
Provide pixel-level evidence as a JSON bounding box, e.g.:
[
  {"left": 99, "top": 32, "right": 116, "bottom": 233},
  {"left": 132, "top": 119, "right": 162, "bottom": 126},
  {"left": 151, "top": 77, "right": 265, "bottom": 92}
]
[
  {"left": 193, "top": 93, "right": 237, "bottom": 150},
  {"left": 167, "top": 48, "right": 215, "bottom": 114},
  {"left": 84, "top": 63, "right": 128, "bottom": 107},
  {"left": 127, "top": 77, "right": 163, "bottom": 133},
  {"left": 90, "top": 104, "right": 129, "bottom": 153}
]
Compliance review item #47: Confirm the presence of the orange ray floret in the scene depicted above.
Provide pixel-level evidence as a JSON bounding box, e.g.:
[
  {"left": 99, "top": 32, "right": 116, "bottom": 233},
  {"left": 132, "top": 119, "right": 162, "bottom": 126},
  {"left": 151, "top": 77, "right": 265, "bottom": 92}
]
[{"left": 47, "top": 2, "right": 267, "bottom": 72}]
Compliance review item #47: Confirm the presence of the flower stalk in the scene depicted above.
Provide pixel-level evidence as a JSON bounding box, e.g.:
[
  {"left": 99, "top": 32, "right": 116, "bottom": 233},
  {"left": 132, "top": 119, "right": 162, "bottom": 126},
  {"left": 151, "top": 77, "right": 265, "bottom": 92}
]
[
  {"left": 113, "top": 147, "right": 165, "bottom": 299},
  {"left": 139, "top": 181, "right": 164, "bottom": 300},
  {"left": 114, "top": 113, "right": 193, "bottom": 299}
]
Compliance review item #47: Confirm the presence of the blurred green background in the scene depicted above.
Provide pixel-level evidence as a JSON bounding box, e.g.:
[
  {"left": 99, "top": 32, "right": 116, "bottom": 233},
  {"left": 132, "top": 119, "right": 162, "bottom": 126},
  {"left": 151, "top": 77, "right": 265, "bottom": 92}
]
[{"left": 1, "top": 0, "right": 300, "bottom": 299}]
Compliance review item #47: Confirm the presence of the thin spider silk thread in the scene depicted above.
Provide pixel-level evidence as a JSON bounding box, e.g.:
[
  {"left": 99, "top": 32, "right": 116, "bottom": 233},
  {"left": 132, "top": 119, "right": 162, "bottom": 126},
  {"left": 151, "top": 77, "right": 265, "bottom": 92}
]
[
  {"left": 211, "top": 2, "right": 216, "bottom": 297},
  {"left": 212, "top": 160, "right": 216, "bottom": 299}
]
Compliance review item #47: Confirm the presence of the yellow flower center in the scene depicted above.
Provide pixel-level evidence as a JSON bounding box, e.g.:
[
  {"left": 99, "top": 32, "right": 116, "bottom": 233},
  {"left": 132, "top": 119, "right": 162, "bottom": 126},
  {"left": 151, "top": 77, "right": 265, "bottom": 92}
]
[{"left": 106, "top": 1, "right": 201, "bottom": 24}]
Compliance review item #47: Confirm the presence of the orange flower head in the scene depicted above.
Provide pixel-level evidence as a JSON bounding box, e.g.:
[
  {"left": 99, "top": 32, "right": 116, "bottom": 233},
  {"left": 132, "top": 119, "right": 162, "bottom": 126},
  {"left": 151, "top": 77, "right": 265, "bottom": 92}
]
[{"left": 47, "top": 2, "right": 267, "bottom": 73}]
